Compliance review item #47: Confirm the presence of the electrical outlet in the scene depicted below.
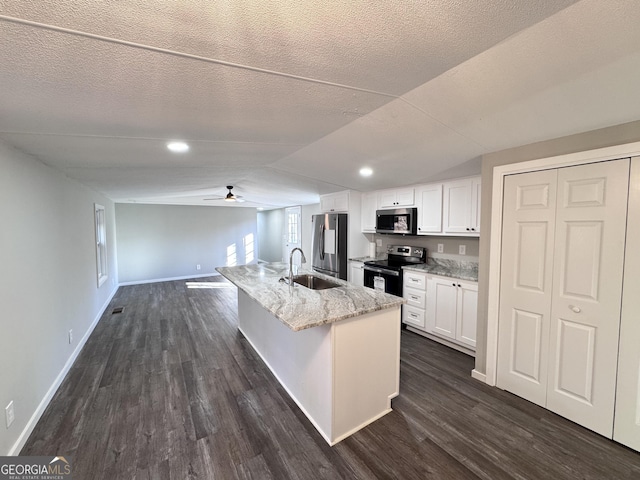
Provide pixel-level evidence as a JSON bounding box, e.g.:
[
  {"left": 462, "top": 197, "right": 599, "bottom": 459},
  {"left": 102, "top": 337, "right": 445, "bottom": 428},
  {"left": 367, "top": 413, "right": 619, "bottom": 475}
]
[
  {"left": 459, "top": 245, "right": 466, "bottom": 255},
  {"left": 5, "top": 401, "right": 14, "bottom": 428},
  {"left": 68, "top": 329, "right": 73, "bottom": 344},
  {"left": 437, "top": 243, "right": 444, "bottom": 253},
  {"left": 196, "top": 264, "right": 201, "bottom": 270}
]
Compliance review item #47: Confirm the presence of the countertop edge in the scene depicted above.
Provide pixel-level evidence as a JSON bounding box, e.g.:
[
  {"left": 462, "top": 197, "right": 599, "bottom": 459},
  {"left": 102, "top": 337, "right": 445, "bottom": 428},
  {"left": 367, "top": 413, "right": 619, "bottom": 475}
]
[{"left": 402, "top": 264, "right": 478, "bottom": 282}]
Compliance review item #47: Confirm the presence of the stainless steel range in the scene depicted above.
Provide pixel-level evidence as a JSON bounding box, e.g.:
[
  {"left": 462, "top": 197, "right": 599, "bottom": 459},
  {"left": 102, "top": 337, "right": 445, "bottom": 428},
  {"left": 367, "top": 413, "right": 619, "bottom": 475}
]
[{"left": 364, "top": 245, "right": 426, "bottom": 296}]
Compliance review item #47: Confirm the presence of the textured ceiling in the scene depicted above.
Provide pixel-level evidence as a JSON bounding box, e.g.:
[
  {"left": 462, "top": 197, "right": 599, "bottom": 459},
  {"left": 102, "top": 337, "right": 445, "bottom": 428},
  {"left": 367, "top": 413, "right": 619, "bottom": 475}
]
[{"left": 1, "top": 0, "right": 639, "bottom": 208}]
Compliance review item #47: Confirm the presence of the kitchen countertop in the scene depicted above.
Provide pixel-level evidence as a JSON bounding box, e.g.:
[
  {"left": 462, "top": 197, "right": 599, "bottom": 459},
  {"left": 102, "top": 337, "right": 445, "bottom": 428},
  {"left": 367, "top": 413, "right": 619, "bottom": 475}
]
[
  {"left": 348, "top": 255, "right": 386, "bottom": 263},
  {"left": 216, "top": 263, "right": 405, "bottom": 331},
  {"left": 402, "top": 258, "right": 478, "bottom": 282}
]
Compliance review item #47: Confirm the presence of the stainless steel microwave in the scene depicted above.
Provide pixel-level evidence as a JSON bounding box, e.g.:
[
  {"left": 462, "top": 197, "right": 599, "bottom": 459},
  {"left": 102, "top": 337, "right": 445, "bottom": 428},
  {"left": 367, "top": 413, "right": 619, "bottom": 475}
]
[{"left": 375, "top": 208, "right": 418, "bottom": 235}]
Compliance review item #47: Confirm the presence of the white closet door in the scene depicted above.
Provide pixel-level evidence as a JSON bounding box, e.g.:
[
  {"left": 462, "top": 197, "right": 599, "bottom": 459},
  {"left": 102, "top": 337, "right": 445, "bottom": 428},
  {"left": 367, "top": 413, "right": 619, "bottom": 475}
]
[
  {"left": 615, "top": 156, "right": 640, "bottom": 450},
  {"left": 497, "top": 169, "right": 558, "bottom": 407},
  {"left": 546, "top": 159, "right": 629, "bottom": 437}
]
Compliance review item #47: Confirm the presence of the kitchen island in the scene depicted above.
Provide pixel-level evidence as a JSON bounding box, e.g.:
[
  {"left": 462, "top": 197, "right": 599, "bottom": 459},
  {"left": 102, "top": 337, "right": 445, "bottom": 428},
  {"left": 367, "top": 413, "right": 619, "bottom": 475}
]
[{"left": 216, "top": 263, "right": 404, "bottom": 445}]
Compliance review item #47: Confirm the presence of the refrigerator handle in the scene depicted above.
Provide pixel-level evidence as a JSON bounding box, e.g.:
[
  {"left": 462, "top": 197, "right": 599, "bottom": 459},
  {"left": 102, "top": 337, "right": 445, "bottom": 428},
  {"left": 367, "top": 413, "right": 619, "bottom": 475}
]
[{"left": 320, "top": 224, "right": 325, "bottom": 260}]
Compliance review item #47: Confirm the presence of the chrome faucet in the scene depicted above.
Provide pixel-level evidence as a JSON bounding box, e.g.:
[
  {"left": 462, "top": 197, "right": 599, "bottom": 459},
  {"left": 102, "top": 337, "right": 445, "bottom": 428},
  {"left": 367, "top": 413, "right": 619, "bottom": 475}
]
[{"left": 289, "top": 248, "right": 307, "bottom": 287}]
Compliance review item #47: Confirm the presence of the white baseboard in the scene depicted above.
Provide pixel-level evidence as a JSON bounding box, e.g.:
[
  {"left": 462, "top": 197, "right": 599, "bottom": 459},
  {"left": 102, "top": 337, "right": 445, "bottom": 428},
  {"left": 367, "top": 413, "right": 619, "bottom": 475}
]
[
  {"left": 119, "top": 272, "right": 220, "bottom": 286},
  {"left": 7, "top": 286, "right": 119, "bottom": 456},
  {"left": 471, "top": 369, "right": 487, "bottom": 383}
]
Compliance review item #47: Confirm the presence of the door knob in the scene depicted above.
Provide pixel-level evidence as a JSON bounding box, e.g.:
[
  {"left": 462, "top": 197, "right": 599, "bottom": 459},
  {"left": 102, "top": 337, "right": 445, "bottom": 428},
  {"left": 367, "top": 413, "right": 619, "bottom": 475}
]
[{"left": 569, "top": 305, "right": 581, "bottom": 313}]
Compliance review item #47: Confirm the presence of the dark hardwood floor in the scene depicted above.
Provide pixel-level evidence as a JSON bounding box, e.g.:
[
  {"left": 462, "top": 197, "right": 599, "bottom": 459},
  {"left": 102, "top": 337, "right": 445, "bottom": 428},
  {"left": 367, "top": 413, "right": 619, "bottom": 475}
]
[{"left": 22, "top": 277, "right": 640, "bottom": 479}]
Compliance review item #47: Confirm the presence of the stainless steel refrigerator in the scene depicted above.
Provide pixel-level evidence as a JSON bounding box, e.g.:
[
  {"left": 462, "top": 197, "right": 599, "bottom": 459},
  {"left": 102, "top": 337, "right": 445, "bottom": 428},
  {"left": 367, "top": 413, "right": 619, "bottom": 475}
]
[{"left": 311, "top": 213, "right": 348, "bottom": 280}]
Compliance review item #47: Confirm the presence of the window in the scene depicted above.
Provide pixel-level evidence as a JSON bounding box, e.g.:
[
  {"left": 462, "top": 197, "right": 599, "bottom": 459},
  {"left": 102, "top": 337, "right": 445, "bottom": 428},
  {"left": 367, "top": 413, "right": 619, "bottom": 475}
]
[
  {"left": 94, "top": 204, "right": 108, "bottom": 287},
  {"left": 287, "top": 211, "right": 299, "bottom": 244}
]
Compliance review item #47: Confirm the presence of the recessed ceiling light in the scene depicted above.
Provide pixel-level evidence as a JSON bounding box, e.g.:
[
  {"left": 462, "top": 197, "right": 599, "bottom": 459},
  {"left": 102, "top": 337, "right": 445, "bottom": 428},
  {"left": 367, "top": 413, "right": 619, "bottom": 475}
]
[
  {"left": 167, "top": 141, "right": 189, "bottom": 153},
  {"left": 359, "top": 167, "right": 373, "bottom": 177}
]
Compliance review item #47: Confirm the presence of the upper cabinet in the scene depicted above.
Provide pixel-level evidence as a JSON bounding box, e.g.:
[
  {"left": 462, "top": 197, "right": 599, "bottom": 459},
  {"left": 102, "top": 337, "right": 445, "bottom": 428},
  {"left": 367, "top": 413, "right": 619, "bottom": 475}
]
[
  {"left": 358, "top": 176, "right": 481, "bottom": 235},
  {"left": 416, "top": 183, "right": 443, "bottom": 234},
  {"left": 442, "top": 177, "right": 481, "bottom": 235},
  {"left": 361, "top": 192, "right": 379, "bottom": 233},
  {"left": 379, "top": 188, "right": 415, "bottom": 208},
  {"left": 320, "top": 191, "right": 349, "bottom": 213}
]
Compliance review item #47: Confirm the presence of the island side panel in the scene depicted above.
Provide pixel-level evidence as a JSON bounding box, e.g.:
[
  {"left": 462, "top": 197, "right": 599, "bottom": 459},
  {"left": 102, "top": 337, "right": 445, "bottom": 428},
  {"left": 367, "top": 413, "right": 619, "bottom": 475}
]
[
  {"left": 236, "top": 290, "right": 333, "bottom": 442},
  {"left": 331, "top": 305, "right": 401, "bottom": 443}
]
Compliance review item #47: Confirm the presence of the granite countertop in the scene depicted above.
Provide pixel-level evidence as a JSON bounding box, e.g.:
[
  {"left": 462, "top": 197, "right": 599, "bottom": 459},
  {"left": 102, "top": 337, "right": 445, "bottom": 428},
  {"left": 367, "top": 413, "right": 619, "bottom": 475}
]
[
  {"left": 403, "top": 258, "right": 479, "bottom": 282},
  {"left": 348, "top": 255, "right": 386, "bottom": 263},
  {"left": 216, "top": 263, "right": 405, "bottom": 332}
]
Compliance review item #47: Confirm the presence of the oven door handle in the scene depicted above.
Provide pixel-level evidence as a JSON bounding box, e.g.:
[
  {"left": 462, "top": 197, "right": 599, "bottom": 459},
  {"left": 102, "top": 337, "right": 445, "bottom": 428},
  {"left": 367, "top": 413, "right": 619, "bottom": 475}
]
[{"left": 363, "top": 266, "right": 400, "bottom": 277}]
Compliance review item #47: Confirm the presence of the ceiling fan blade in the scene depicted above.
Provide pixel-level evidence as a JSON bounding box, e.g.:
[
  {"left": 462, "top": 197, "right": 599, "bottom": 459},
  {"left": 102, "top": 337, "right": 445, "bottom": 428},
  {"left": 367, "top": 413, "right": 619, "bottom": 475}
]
[{"left": 202, "top": 186, "right": 245, "bottom": 202}]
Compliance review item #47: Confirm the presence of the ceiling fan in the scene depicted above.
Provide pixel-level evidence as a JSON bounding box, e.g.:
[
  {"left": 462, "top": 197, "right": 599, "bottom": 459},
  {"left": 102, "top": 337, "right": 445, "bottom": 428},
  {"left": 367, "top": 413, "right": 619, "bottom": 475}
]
[{"left": 204, "top": 185, "right": 245, "bottom": 203}]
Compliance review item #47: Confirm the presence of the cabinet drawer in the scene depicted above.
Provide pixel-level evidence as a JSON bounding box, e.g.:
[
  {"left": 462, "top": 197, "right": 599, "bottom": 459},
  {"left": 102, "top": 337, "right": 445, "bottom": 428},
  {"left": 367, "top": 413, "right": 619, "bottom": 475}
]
[
  {"left": 404, "top": 271, "right": 426, "bottom": 290},
  {"left": 404, "top": 287, "right": 426, "bottom": 309},
  {"left": 402, "top": 305, "right": 426, "bottom": 329}
]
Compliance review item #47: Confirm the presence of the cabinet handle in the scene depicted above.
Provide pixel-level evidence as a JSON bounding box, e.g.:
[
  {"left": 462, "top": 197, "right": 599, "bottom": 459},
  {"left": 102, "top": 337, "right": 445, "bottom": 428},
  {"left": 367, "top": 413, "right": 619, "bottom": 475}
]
[
  {"left": 471, "top": 228, "right": 475, "bottom": 231},
  {"left": 452, "top": 282, "right": 456, "bottom": 286},
  {"left": 466, "top": 227, "right": 470, "bottom": 231},
  {"left": 458, "top": 284, "right": 461, "bottom": 287},
  {"left": 569, "top": 305, "right": 581, "bottom": 313},
  {"left": 410, "top": 313, "right": 418, "bottom": 318}
]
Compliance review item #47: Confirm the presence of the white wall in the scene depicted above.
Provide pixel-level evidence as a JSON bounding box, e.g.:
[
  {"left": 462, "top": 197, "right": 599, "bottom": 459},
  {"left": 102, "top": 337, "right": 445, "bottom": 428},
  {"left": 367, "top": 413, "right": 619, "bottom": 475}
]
[
  {"left": 115, "top": 203, "right": 258, "bottom": 283},
  {"left": 257, "top": 208, "right": 285, "bottom": 262},
  {"left": 0, "top": 142, "right": 118, "bottom": 456}
]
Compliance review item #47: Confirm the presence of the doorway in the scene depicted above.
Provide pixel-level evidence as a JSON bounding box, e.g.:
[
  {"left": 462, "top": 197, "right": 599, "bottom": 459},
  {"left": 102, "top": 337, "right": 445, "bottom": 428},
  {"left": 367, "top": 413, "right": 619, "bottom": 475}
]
[{"left": 283, "top": 206, "right": 301, "bottom": 265}]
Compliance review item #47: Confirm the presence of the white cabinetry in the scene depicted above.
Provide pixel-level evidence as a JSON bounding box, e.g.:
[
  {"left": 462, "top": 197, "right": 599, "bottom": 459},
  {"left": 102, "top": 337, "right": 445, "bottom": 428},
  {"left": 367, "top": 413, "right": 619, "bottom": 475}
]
[
  {"left": 402, "top": 270, "right": 427, "bottom": 330},
  {"left": 320, "top": 191, "right": 349, "bottom": 213},
  {"left": 442, "top": 177, "right": 480, "bottom": 235},
  {"left": 426, "top": 275, "right": 477, "bottom": 350},
  {"left": 361, "top": 192, "right": 379, "bottom": 233},
  {"left": 349, "top": 261, "right": 364, "bottom": 286},
  {"left": 379, "top": 188, "right": 415, "bottom": 208},
  {"left": 416, "top": 183, "right": 443, "bottom": 234}
]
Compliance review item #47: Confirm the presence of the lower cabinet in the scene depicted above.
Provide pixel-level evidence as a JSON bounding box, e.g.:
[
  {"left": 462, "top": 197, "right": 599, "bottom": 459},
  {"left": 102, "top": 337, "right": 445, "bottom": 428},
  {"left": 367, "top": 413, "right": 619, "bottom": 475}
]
[
  {"left": 402, "top": 270, "right": 478, "bottom": 352},
  {"left": 349, "top": 261, "right": 364, "bottom": 286},
  {"left": 402, "top": 271, "right": 427, "bottom": 329},
  {"left": 426, "top": 275, "right": 477, "bottom": 350}
]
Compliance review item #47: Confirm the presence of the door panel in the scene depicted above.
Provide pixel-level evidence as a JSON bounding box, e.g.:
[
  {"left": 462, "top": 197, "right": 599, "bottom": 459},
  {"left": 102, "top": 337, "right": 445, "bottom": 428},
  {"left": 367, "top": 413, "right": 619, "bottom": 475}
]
[
  {"left": 457, "top": 282, "right": 477, "bottom": 348},
  {"left": 515, "top": 222, "right": 549, "bottom": 292},
  {"left": 553, "top": 319, "right": 596, "bottom": 403},
  {"left": 509, "top": 309, "right": 543, "bottom": 382},
  {"left": 546, "top": 159, "right": 629, "bottom": 437},
  {"left": 560, "top": 221, "right": 602, "bottom": 300},
  {"left": 443, "top": 180, "right": 471, "bottom": 233},
  {"left": 498, "top": 169, "right": 558, "bottom": 407},
  {"left": 284, "top": 206, "right": 301, "bottom": 265},
  {"left": 615, "top": 156, "right": 640, "bottom": 451},
  {"left": 430, "top": 279, "right": 457, "bottom": 340}
]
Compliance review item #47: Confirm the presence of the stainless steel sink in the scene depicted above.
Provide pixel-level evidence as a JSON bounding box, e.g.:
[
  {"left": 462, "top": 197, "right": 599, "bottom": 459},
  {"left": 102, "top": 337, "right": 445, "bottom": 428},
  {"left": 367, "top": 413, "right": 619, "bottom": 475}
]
[{"left": 293, "top": 274, "right": 340, "bottom": 290}]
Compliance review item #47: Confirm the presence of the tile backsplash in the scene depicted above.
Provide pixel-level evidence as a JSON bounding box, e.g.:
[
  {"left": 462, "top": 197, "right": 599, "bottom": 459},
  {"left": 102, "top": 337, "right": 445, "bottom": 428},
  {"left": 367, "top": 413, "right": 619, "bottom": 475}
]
[{"left": 373, "top": 233, "right": 480, "bottom": 261}]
